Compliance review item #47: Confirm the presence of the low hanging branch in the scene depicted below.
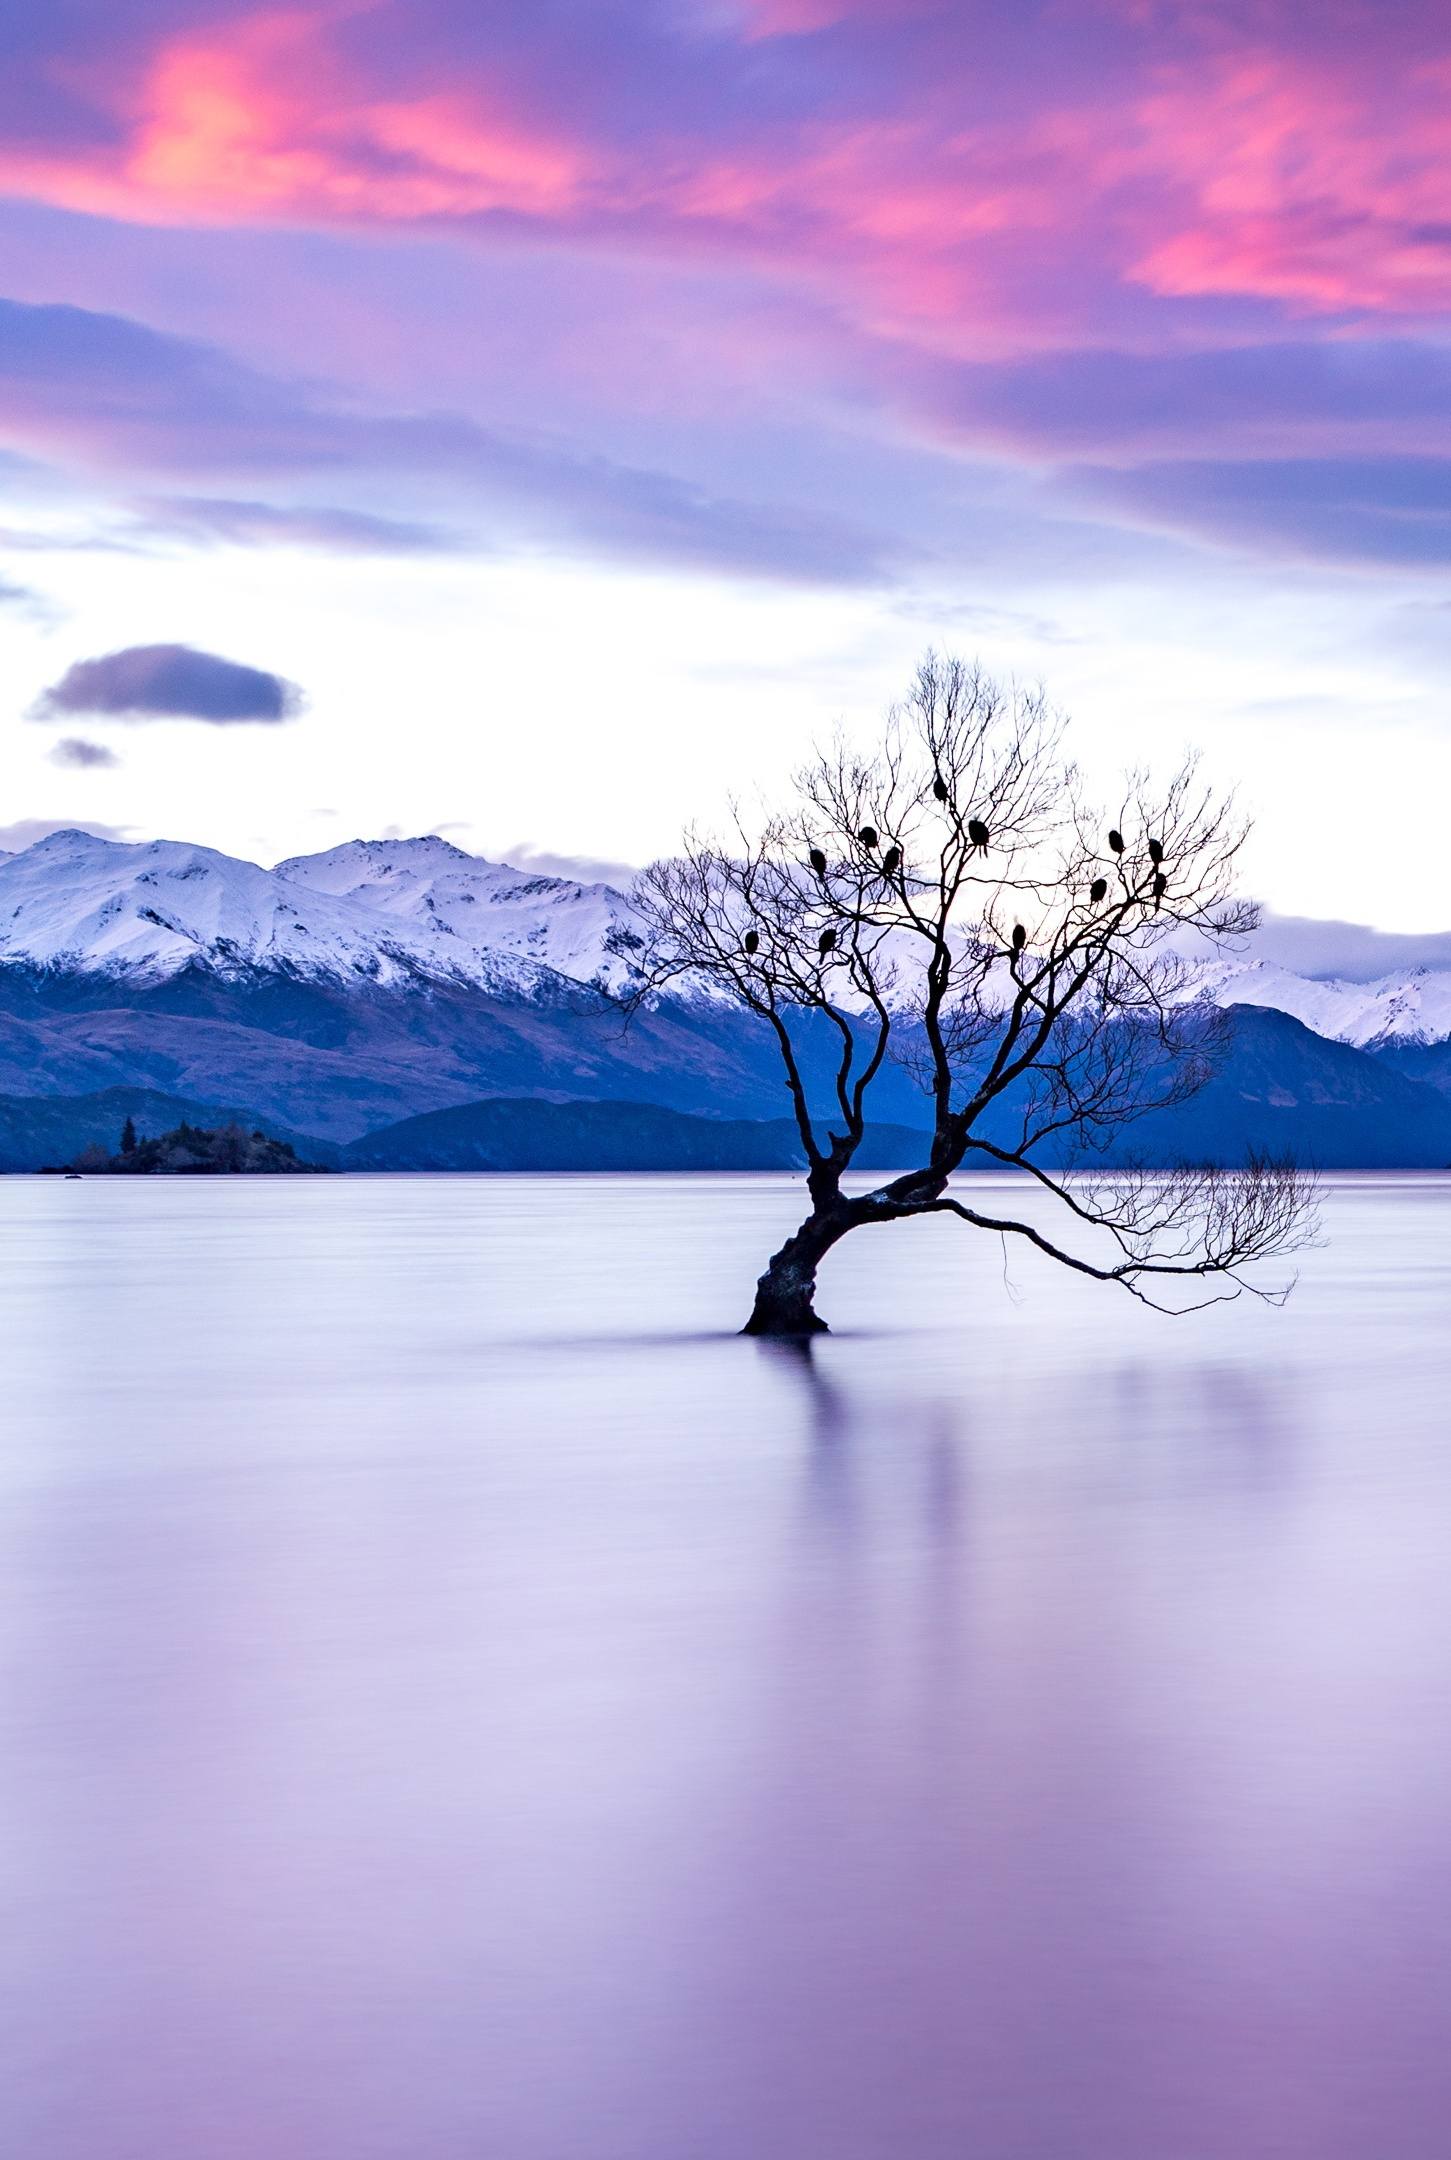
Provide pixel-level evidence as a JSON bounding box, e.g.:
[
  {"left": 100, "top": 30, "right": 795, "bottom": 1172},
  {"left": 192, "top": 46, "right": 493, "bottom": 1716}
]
[{"left": 633, "top": 653, "right": 1318, "bottom": 1336}]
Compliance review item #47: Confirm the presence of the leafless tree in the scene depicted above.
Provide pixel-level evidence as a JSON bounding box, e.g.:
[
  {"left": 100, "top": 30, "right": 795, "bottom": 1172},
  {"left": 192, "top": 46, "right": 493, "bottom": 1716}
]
[{"left": 634, "top": 654, "right": 1316, "bottom": 1335}]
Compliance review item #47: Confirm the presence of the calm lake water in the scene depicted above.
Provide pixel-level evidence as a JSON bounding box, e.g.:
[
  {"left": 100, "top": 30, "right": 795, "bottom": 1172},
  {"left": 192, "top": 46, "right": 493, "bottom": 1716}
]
[{"left": 4, "top": 1173, "right": 1451, "bottom": 2159}]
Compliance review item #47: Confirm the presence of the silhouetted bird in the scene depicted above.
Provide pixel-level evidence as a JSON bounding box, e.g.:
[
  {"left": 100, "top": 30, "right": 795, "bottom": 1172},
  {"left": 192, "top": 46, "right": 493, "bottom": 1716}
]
[
  {"left": 809, "top": 847, "right": 827, "bottom": 877},
  {"left": 818, "top": 927, "right": 837, "bottom": 956},
  {"left": 1152, "top": 871, "right": 1167, "bottom": 903},
  {"left": 967, "top": 817, "right": 990, "bottom": 849},
  {"left": 933, "top": 776, "right": 949, "bottom": 803},
  {"left": 1108, "top": 829, "right": 1125, "bottom": 853},
  {"left": 1148, "top": 837, "right": 1164, "bottom": 865},
  {"left": 858, "top": 825, "right": 878, "bottom": 850},
  {"left": 1011, "top": 923, "right": 1027, "bottom": 951},
  {"left": 881, "top": 845, "right": 902, "bottom": 876},
  {"left": 1089, "top": 877, "right": 1108, "bottom": 904},
  {"left": 743, "top": 929, "right": 760, "bottom": 955}
]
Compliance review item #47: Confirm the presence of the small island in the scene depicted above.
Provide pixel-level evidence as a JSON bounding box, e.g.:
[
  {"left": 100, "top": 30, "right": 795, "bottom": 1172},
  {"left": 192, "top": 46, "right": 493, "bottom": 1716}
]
[{"left": 47, "top": 1118, "right": 328, "bottom": 1175}]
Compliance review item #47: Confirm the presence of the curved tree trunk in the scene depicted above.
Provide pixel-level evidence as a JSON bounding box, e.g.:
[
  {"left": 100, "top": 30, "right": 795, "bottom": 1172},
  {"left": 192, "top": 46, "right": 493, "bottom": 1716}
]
[{"left": 742, "top": 1209, "right": 851, "bottom": 1336}]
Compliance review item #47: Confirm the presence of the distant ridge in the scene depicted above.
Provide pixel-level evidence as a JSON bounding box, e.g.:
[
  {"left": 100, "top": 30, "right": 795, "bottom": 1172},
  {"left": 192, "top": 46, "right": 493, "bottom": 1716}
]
[
  {"left": 5, "top": 1006, "right": 1451, "bottom": 1173},
  {"left": 6, "top": 828, "right": 1451, "bottom": 1049},
  {"left": 341, "top": 1098, "right": 933, "bottom": 1173},
  {"left": 2, "top": 831, "right": 1451, "bottom": 1167}
]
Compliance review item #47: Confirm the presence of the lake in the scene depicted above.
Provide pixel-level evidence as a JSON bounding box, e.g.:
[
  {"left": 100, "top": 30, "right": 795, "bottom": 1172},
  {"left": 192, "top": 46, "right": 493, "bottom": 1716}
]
[{"left": 4, "top": 1172, "right": 1451, "bottom": 2159}]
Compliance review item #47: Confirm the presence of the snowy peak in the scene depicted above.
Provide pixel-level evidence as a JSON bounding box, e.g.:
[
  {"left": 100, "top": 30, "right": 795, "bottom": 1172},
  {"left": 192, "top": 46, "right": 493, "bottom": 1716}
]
[
  {"left": 280, "top": 835, "right": 479, "bottom": 883},
  {"left": 5, "top": 826, "right": 1451, "bottom": 1046},
  {"left": 276, "top": 837, "right": 647, "bottom": 996},
  {"left": 0, "top": 830, "right": 572, "bottom": 995},
  {"left": 1189, "top": 954, "right": 1451, "bottom": 1049}
]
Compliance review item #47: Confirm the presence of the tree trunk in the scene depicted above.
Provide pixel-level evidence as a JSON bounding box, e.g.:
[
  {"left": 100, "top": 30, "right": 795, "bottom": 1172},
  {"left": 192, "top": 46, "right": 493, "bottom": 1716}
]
[{"left": 742, "top": 1209, "right": 849, "bottom": 1336}]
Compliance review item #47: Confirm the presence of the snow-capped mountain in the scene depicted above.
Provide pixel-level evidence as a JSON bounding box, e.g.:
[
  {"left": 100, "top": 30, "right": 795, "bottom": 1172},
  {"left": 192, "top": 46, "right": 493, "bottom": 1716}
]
[
  {"left": 0, "top": 829, "right": 638, "bottom": 999},
  {"left": 274, "top": 836, "right": 647, "bottom": 997},
  {"left": 1186, "top": 954, "right": 1451, "bottom": 1049},
  {"left": 4, "top": 827, "right": 1451, "bottom": 1049}
]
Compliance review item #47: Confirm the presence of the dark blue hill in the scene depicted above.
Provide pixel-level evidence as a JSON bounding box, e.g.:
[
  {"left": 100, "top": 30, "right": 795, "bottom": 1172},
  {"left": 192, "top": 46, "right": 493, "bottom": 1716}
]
[
  {"left": 342, "top": 1097, "right": 931, "bottom": 1172},
  {"left": 3, "top": 990, "right": 1450, "bottom": 1172},
  {"left": 0, "top": 1085, "right": 334, "bottom": 1172},
  {"left": 1033, "top": 1005, "right": 1451, "bottom": 1170},
  {"left": 0, "top": 967, "right": 935, "bottom": 1144}
]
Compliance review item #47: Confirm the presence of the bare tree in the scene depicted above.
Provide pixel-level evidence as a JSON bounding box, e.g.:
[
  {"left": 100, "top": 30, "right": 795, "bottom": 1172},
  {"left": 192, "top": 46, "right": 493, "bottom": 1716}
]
[{"left": 634, "top": 654, "right": 1316, "bottom": 1336}]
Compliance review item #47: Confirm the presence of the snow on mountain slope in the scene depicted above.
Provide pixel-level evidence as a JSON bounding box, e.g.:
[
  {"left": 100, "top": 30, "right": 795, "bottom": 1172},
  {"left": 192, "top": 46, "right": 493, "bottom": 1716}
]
[
  {"left": 0, "top": 830, "right": 567, "bottom": 994},
  {"left": 275, "top": 837, "right": 648, "bottom": 997},
  {"left": 7, "top": 827, "right": 1451, "bottom": 1045},
  {"left": 1189, "top": 954, "right": 1451, "bottom": 1048}
]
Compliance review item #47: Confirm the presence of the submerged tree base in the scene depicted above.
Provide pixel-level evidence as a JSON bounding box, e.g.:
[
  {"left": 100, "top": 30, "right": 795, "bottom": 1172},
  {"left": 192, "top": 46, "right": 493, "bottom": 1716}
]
[
  {"left": 741, "top": 1299, "right": 830, "bottom": 1338},
  {"left": 741, "top": 1220, "right": 841, "bottom": 1336}
]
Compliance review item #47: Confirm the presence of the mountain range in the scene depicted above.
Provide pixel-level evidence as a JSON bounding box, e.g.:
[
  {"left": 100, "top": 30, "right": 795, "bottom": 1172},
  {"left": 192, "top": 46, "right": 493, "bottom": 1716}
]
[{"left": 2, "top": 827, "right": 1451, "bottom": 1169}]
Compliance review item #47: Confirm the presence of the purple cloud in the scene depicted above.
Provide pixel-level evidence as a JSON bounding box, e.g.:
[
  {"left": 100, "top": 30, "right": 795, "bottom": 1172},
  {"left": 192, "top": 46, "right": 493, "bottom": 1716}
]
[
  {"left": 1250, "top": 913, "right": 1451, "bottom": 982},
  {"left": 134, "top": 497, "right": 467, "bottom": 556},
  {"left": 1076, "top": 457, "right": 1451, "bottom": 569},
  {"left": 0, "top": 295, "right": 895, "bottom": 584},
  {"left": 48, "top": 736, "right": 119, "bottom": 768},
  {"left": 921, "top": 340, "right": 1451, "bottom": 461},
  {"left": 0, "top": 0, "right": 1450, "bottom": 601},
  {"left": 32, "top": 644, "right": 304, "bottom": 724}
]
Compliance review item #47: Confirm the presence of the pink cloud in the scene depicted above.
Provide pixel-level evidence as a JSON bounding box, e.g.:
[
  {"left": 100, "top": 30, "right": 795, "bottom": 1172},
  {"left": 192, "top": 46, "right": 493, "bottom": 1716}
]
[
  {"left": 735, "top": 0, "right": 939, "bottom": 31},
  {"left": 1130, "top": 56, "right": 1451, "bottom": 314},
  {"left": 7, "top": 2, "right": 1451, "bottom": 588},
  {"left": 0, "top": 12, "right": 593, "bottom": 226},
  {"left": 4, "top": 2, "right": 1451, "bottom": 367},
  {"left": 0, "top": 13, "right": 1131, "bottom": 358}
]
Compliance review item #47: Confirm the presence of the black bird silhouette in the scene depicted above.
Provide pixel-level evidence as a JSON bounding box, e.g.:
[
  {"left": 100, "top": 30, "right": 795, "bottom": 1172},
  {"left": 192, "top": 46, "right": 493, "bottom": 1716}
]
[
  {"left": 1108, "top": 828, "right": 1125, "bottom": 854},
  {"left": 1089, "top": 877, "right": 1108, "bottom": 904},
  {"left": 809, "top": 846, "right": 827, "bottom": 877},
  {"left": 1011, "top": 923, "right": 1027, "bottom": 951},
  {"left": 967, "top": 817, "right": 990, "bottom": 849},
  {"left": 881, "top": 844, "right": 902, "bottom": 876},
  {"left": 1147, "top": 837, "right": 1164, "bottom": 865},
  {"left": 858, "top": 825, "right": 878, "bottom": 850},
  {"left": 743, "top": 929, "right": 760, "bottom": 955},
  {"left": 818, "top": 926, "right": 837, "bottom": 956},
  {"left": 932, "top": 775, "right": 949, "bottom": 803},
  {"left": 1152, "top": 871, "right": 1167, "bottom": 905}
]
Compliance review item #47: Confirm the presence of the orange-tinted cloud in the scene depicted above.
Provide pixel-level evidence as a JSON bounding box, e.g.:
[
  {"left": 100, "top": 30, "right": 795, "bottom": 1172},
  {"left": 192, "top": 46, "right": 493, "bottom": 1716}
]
[
  {"left": 0, "top": 12, "right": 592, "bottom": 226},
  {"left": 0, "top": 10, "right": 1128, "bottom": 358},
  {"left": 8, "top": 2, "right": 1451, "bottom": 594},
  {"left": 4, "top": 2, "right": 1451, "bottom": 357}
]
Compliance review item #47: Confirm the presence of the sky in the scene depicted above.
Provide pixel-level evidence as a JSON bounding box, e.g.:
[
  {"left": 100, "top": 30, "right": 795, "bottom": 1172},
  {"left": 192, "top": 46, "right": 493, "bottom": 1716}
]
[{"left": 2, "top": 0, "right": 1451, "bottom": 925}]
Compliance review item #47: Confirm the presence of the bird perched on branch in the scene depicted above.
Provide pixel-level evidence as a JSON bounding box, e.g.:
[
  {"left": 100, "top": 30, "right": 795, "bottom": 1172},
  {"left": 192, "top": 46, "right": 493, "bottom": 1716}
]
[
  {"left": 858, "top": 825, "right": 878, "bottom": 850},
  {"left": 1089, "top": 877, "right": 1108, "bottom": 905},
  {"left": 1152, "top": 871, "right": 1167, "bottom": 906},
  {"left": 743, "top": 929, "right": 759, "bottom": 955},
  {"left": 967, "top": 817, "right": 990, "bottom": 850},
  {"left": 1011, "top": 923, "right": 1027, "bottom": 951},
  {"left": 818, "top": 927, "right": 837, "bottom": 956},
  {"left": 1148, "top": 838, "right": 1164, "bottom": 865},
  {"left": 932, "top": 775, "right": 949, "bottom": 804},
  {"left": 809, "top": 847, "right": 827, "bottom": 878},
  {"left": 881, "top": 844, "right": 902, "bottom": 876},
  {"left": 1108, "top": 828, "right": 1125, "bottom": 854}
]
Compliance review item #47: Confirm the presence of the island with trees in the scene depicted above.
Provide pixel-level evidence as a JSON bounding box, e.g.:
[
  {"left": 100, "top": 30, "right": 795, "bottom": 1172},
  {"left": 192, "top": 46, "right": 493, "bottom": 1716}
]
[{"left": 48, "top": 1118, "right": 327, "bottom": 1175}]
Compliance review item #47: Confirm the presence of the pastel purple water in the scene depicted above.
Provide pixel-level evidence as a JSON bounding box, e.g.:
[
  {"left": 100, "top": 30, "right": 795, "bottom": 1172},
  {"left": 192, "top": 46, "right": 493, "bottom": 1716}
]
[{"left": 4, "top": 1174, "right": 1451, "bottom": 2159}]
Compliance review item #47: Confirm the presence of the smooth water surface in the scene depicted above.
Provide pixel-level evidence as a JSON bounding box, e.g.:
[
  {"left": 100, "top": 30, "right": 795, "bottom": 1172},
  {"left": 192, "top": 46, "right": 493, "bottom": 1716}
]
[{"left": 4, "top": 1173, "right": 1451, "bottom": 2159}]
